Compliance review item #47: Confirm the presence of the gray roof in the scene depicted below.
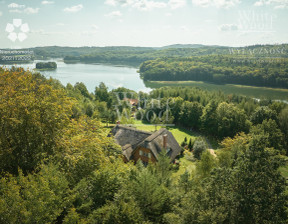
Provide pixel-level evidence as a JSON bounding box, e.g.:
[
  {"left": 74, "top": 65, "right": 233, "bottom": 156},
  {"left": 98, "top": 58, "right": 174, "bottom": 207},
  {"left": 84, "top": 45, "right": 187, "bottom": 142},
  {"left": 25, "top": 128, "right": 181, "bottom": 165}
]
[
  {"left": 111, "top": 125, "right": 152, "bottom": 148},
  {"left": 138, "top": 128, "right": 181, "bottom": 162},
  {"left": 111, "top": 125, "right": 181, "bottom": 162}
]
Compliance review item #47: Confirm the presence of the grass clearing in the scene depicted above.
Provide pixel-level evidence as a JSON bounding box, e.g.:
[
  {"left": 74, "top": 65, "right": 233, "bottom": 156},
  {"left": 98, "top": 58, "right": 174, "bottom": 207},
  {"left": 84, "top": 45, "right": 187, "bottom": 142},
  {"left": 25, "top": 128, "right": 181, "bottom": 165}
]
[
  {"left": 133, "top": 120, "right": 199, "bottom": 144},
  {"left": 172, "top": 154, "right": 197, "bottom": 179}
]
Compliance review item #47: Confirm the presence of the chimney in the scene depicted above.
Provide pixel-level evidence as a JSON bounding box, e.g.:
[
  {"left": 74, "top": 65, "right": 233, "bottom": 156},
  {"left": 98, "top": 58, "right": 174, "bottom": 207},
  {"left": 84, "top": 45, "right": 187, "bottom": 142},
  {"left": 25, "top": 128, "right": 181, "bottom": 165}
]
[{"left": 163, "top": 134, "right": 167, "bottom": 149}]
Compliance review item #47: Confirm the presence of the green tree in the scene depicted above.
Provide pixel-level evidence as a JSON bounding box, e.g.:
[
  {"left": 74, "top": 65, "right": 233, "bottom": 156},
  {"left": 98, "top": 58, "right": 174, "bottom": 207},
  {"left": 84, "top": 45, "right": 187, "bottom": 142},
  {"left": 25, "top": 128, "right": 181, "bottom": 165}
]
[
  {"left": 200, "top": 101, "right": 218, "bottom": 136},
  {"left": 188, "top": 138, "right": 193, "bottom": 150},
  {"left": 196, "top": 150, "right": 216, "bottom": 178},
  {"left": 193, "top": 138, "right": 207, "bottom": 159},
  {"left": 127, "top": 163, "right": 172, "bottom": 223},
  {"left": 250, "top": 106, "right": 277, "bottom": 125},
  {"left": 250, "top": 119, "right": 284, "bottom": 153},
  {"left": 56, "top": 116, "right": 122, "bottom": 185},
  {"left": 173, "top": 134, "right": 287, "bottom": 224},
  {"left": 73, "top": 160, "right": 130, "bottom": 215},
  {"left": 180, "top": 101, "right": 203, "bottom": 129},
  {"left": 74, "top": 82, "right": 92, "bottom": 100},
  {"left": 0, "top": 163, "right": 69, "bottom": 224},
  {"left": 95, "top": 82, "right": 109, "bottom": 101},
  {"left": 230, "top": 135, "right": 288, "bottom": 223},
  {"left": 88, "top": 194, "right": 144, "bottom": 224},
  {"left": 0, "top": 69, "right": 73, "bottom": 174},
  {"left": 216, "top": 102, "right": 250, "bottom": 138}
]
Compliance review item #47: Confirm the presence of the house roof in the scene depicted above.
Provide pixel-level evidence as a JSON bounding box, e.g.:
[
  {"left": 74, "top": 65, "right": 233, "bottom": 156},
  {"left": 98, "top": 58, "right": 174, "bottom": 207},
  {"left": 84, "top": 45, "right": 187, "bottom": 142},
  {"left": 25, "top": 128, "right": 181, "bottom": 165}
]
[
  {"left": 123, "top": 98, "right": 139, "bottom": 105},
  {"left": 111, "top": 125, "right": 181, "bottom": 162},
  {"left": 137, "top": 128, "right": 181, "bottom": 162},
  {"left": 111, "top": 125, "right": 151, "bottom": 159}
]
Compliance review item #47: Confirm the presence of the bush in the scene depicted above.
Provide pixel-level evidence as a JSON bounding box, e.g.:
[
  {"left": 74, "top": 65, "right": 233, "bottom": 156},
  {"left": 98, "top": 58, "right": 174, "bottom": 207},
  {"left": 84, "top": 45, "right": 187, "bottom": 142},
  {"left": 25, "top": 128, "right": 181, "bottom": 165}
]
[{"left": 193, "top": 139, "right": 207, "bottom": 159}]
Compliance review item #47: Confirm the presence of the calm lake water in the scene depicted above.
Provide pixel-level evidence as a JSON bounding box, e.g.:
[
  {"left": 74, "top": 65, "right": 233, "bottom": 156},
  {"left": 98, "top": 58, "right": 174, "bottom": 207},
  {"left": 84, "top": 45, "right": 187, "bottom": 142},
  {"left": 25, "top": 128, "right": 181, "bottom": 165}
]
[
  {"left": 5, "top": 59, "right": 151, "bottom": 93},
  {"left": 3, "top": 59, "right": 288, "bottom": 102}
]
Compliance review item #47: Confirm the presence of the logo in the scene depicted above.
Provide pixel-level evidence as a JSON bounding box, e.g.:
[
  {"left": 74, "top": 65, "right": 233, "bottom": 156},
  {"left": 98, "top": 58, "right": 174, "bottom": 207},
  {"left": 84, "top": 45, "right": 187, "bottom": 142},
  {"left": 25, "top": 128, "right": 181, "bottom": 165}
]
[
  {"left": 238, "top": 10, "right": 276, "bottom": 33},
  {"left": 6, "top": 19, "right": 30, "bottom": 42}
]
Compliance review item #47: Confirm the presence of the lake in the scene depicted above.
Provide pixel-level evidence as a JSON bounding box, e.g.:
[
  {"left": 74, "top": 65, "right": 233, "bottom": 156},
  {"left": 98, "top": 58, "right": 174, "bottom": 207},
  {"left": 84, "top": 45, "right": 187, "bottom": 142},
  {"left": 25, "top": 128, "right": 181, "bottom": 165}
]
[
  {"left": 3, "top": 59, "right": 288, "bottom": 102},
  {"left": 4, "top": 59, "right": 151, "bottom": 93}
]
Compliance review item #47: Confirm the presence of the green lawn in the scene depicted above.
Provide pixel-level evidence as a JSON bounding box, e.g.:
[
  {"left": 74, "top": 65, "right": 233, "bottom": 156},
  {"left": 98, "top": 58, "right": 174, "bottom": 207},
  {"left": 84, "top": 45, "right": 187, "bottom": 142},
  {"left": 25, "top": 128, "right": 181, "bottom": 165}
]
[
  {"left": 172, "top": 154, "right": 196, "bottom": 179},
  {"left": 133, "top": 120, "right": 199, "bottom": 145},
  {"left": 102, "top": 120, "right": 200, "bottom": 145}
]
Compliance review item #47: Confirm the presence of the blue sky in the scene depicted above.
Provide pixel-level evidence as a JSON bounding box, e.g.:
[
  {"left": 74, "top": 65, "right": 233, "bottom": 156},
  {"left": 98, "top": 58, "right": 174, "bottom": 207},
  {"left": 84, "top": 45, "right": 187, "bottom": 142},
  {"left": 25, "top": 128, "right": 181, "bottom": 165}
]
[{"left": 0, "top": 0, "right": 288, "bottom": 48}]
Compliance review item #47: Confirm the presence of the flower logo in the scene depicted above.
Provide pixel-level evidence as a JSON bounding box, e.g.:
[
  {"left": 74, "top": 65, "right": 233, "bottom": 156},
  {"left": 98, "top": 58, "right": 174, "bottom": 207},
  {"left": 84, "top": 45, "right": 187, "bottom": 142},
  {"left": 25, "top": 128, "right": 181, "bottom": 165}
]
[{"left": 6, "top": 19, "right": 30, "bottom": 42}]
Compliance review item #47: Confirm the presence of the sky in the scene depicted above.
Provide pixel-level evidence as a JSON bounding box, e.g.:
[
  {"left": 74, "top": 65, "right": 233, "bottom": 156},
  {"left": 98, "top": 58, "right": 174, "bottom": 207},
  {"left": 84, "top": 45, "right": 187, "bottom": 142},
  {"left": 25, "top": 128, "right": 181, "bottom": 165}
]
[{"left": 0, "top": 0, "right": 288, "bottom": 48}]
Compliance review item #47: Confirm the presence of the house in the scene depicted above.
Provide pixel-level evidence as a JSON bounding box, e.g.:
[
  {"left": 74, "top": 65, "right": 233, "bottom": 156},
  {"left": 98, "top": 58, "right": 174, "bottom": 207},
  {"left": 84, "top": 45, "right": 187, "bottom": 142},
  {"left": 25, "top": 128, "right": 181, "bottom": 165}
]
[
  {"left": 123, "top": 98, "right": 139, "bottom": 111},
  {"left": 110, "top": 125, "right": 182, "bottom": 165},
  {"left": 123, "top": 98, "right": 139, "bottom": 107}
]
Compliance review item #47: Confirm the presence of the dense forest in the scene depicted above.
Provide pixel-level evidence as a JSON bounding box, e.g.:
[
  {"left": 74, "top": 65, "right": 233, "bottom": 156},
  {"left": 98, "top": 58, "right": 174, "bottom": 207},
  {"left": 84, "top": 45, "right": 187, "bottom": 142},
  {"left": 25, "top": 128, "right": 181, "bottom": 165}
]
[
  {"left": 139, "top": 55, "right": 288, "bottom": 88},
  {"left": 0, "top": 67, "right": 287, "bottom": 223},
  {"left": 63, "top": 44, "right": 288, "bottom": 67}
]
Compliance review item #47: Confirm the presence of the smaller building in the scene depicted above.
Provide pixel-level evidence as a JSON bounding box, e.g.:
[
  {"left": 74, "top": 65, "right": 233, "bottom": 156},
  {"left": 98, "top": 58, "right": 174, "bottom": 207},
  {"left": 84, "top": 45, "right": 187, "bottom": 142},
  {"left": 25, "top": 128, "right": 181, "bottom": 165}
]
[
  {"left": 123, "top": 98, "right": 139, "bottom": 107},
  {"left": 111, "top": 125, "right": 181, "bottom": 165}
]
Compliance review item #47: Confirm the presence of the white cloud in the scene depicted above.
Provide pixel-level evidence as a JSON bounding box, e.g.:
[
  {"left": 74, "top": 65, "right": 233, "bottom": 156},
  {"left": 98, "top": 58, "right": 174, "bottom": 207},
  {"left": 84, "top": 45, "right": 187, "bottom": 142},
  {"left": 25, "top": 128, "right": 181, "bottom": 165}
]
[
  {"left": 105, "top": 0, "right": 133, "bottom": 6},
  {"left": 191, "top": 0, "right": 213, "bottom": 7},
  {"left": 42, "top": 1, "right": 54, "bottom": 5},
  {"left": 274, "top": 4, "right": 287, "bottom": 8},
  {"left": 169, "top": 0, "right": 186, "bottom": 9},
  {"left": 132, "top": 0, "right": 167, "bottom": 11},
  {"left": 91, "top": 24, "right": 99, "bottom": 30},
  {"left": 105, "top": 10, "right": 123, "bottom": 18},
  {"left": 254, "top": 0, "right": 264, "bottom": 6},
  {"left": 8, "top": 3, "right": 39, "bottom": 14},
  {"left": 8, "top": 3, "right": 25, "bottom": 8},
  {"left": 105, "top": 0, "right": 185, "bottom": 10},
  {"left": 24, "top": 7, "right": 39, "bottom": 14},
  {"left": 105, "top": 0, "right": 116, "bottom": 6},
  {"left": 9, "top": 7, "right": 39, "bottom": 14},
  {"left": 219, "top": 23, "right": 238, "bottom": 31},
  {"left": 254, "top": 0, "right": 288, "bottom": 9},
  {"left": 192, "top": 0, "right": 241, "bottom": 8},
  {"left": 64, "top": 4, "right": 83, "bottom": 13},
  {"left": 9, "top": 9, "right": 22, "bottom": 13}
]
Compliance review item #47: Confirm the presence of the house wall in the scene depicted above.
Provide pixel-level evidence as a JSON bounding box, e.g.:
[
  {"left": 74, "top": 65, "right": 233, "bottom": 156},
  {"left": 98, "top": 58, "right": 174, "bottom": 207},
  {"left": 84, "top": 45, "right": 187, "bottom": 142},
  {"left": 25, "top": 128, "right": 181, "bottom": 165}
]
[{"left": 132, "top": 147, "right": 157, "bottom": 164}]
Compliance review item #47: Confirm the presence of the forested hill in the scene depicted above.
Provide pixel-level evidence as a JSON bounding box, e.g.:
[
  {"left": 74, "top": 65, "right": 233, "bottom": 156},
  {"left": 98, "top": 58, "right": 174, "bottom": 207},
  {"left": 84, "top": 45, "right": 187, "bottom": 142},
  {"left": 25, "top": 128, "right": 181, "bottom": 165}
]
[
  {"left": 33, "top": 45, "right": 229, "bottom": 64},
  {"left": 47, "top": 44, "right": 288, "bottom": 66},
  {"left": 139, "top": 48, "right": 288, "bottom": 89},
  {"left": 3, "top": 44, "right": 287, "bottom": 65}
]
